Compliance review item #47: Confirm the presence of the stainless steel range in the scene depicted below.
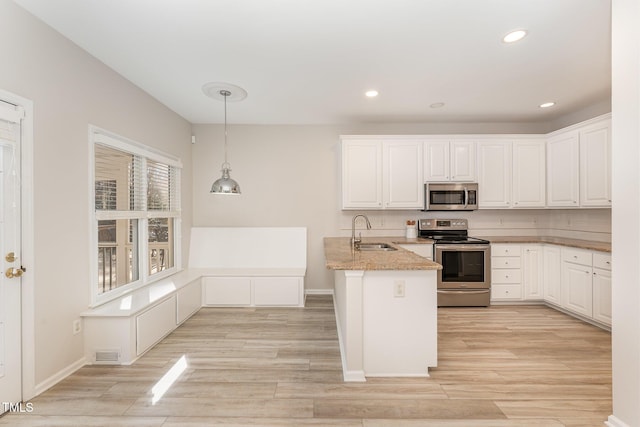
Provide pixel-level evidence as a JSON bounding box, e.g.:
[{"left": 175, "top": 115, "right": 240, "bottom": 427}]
[{"left": 418, "top": 218, "right": 491, "bottom": 307}]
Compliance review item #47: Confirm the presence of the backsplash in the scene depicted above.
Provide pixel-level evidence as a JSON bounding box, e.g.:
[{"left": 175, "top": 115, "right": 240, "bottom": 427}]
[{"left": 340, "top": 208, "right": 611, "bottom": 242}]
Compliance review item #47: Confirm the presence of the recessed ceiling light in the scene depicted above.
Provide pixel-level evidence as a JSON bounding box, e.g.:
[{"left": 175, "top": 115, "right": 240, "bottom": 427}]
[
  {"left": 430, "top": 102, "right": 445, "bottom": 109},
  {"left": 365, "top": 90, "right": 379, "bottom": 98},
  {"left": 503, "top": 29, "right": 528, "bottom": 43},
  {"left": 539, "top": 102, "right": 556, "bottom": 108}
]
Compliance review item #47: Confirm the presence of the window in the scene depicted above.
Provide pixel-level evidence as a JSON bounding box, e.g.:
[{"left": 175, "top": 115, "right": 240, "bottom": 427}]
[{"left": 91, "top": 127, "right": 181, "bottom": 306}]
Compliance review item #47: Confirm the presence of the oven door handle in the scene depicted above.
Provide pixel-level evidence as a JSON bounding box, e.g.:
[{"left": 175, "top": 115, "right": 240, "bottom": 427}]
[
  {"left": 438, "top": 289, "right": 490, "bottom": 295},
  {"left": 435, "top": 244, "right": 490, "bottom": 251}
]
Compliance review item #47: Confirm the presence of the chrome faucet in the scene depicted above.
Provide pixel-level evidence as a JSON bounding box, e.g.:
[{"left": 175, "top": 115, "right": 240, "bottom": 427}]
[{"left": 351, "top": 214, "right": 372, "bottom": 250}]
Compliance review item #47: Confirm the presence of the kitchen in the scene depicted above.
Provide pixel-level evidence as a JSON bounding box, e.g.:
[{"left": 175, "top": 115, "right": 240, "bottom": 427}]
[{"left": 0, "top": 0, "right": 638, "bottom": 426}]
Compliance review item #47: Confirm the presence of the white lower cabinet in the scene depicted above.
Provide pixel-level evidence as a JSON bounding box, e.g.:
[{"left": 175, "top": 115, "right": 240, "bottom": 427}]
[
  {"left": 522, "top": 245, "right": 544, "bottom": 300},
  {"left": 491, "top": 242, "right": 611, "bottom": 328},
  {"left": 555, "top": 247, "right": 611, "bottom": 327},
  {"left": 592, "top": 253, "right": 612, "bottom": 326},
  {"left": 543, "top": 245, "right": 562, "bottom": 306},
  {"left": 561, "top": 253, "right": 594, "bottom": 318},
  {"left": 491, "top": 244, "right": 522, "bottom": 302}
]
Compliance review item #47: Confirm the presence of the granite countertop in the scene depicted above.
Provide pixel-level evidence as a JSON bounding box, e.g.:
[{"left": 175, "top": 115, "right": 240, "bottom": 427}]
[
  {"left": 324, "top": 237, "right": 441, "bottom": 271},
  {"left": 480, "top": 236, "right": 611, "bottom": 253}
]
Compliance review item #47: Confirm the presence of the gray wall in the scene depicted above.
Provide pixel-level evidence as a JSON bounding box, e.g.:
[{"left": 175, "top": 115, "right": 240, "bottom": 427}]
[{"left": 0, "top": 0, "right": 193, "bottom": 391}]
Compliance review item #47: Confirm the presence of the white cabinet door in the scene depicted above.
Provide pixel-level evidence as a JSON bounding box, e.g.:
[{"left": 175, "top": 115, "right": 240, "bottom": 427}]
[
  {"left": 383, "top": 141, "right": 424, "bottom": 209},
  {"left": 592, "top": 267, "right": 612, "bottom": 326},
  {"left": 513, "top": 140, "right": 546, "bottom": 208},
  {"left": 423, "top": 140, "right": 450, "bottom": 181},
  {"left": 450, "top": 141, "right": 476, "bottom": 181},
  {"left": 580, "top": 121, "right": 611, "bottom": 207},
  {"left": 424, "top": 140, "right": 475, "bottom": 182},
  {"left": 547, "top": 132, "right": 580, "bottom": 207},
  {"left": 543, "top": 245, "right": 562, "bottom": 306},
  {"left": 342, "top": 140, "right": 383, "bottom": 209},
  {"left": 477, "top": 141, "right": 511, "bottom": 208},
  {"left": 522, "top": 245, "right": 543, "bottom": 300},
  {"left": 561, "top": 261, "right": 593, "bottom": 318}
]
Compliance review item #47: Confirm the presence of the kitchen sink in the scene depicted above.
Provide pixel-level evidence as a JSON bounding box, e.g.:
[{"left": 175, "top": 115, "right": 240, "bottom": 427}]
[{"left": 357, "top": 243, "right": 397, "bottom": 251}]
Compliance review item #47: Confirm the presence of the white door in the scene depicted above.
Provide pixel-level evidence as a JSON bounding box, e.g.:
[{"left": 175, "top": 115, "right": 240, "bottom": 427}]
[{"left": 0, "top": 101, "right": 23, "bottom": 408}]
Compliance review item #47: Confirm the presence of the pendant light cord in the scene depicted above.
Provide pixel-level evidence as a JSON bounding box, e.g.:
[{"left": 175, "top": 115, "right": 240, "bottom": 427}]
[{"left": 219, "top": 89, "right": 231, "bottom": 167}]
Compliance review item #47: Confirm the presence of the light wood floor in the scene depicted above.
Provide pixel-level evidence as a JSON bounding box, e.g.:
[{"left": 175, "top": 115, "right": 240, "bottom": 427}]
[{"left": 0, "top": 295, "right": 611, "bottom": 426}]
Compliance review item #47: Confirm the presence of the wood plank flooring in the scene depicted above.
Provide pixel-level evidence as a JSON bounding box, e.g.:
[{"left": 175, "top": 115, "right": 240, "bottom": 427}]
[{"left": 0, "top": 295, "right": 611, "bottom": 426}]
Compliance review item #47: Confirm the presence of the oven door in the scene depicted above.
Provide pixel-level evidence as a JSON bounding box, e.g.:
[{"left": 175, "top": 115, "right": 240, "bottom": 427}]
[{"left": 434, "top": 244, "right": 491, "bottom": 289}]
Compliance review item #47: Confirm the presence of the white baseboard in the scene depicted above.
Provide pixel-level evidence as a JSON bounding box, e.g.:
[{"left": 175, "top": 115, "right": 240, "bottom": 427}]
[
  {"left": 606, "top": 415, "right": 631, "bottom": 427},
  {"left": 305, "top": 288, "right": 334, "bottom": 296},
  {"left": 32, "top": 356, "right": 86, "bottom": 398}
]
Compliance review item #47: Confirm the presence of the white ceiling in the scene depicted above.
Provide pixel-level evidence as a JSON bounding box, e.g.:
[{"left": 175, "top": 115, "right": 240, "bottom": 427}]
[{"left": 13, "top": 0, "right": 611, "bottom": 125}]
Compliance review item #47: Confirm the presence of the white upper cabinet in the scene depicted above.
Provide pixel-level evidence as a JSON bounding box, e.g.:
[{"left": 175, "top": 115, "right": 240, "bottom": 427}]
[
  {"left": 547, "top": 131, "right": 580, "bottom": 207},
  {"left": 423, "top": 140, "right": 449, "bottom": 181},
  {"left": 342, "top": 139, "right": 383, "bottom": 209},
  {"left": 477, "top": 141, "right": 511, "bottom": 208},
  {"left": 383, "top": 140, "right": 424, "bottom": 209},
  {"left": 341, "top": 138, "right": 423, "bottom": 210},
  {"left": 579, "top": 120, "right": 611, "bottom": 207},
  {"left": 512, "top": 139, "right": 546, "bottom": 208},
  {"left": 547, "top": 115, "right": 611, "bottom": 208},
  {"left": 424, "top": 140, "right": 475, "bottom": 182}
]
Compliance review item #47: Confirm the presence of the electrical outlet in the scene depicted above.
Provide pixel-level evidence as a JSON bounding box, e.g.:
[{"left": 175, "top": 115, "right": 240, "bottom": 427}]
[
  {"left": 73, "top": 319, "right": 82, "bottom": 335},
  {"left": 394, "top": 280, "right": 405, "bottom": 297}
]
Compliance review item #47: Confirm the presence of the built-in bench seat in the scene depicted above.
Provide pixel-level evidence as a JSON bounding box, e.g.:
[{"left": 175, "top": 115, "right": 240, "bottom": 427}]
[
  {"left": 189, "top": 227, "right": 307, "bottom": 307},
  {"left": 81, "top": 227, "right": 307, "bottom": 365}
]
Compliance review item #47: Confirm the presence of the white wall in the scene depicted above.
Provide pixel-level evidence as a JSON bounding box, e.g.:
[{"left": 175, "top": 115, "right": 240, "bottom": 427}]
[
  {"left": 0, "top": 0, "right": 193, "bottom": 393},
  {"left": 192, "top": 122, "right": 612, "bottom": 293},
  {"left": 610, "top": 0, "right": 640, "bottom": 425}
]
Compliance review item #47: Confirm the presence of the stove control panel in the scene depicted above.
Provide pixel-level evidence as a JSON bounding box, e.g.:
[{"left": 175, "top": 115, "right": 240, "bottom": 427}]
[{"left": 418, "top": 218, "right": 468, "bottom": 231}]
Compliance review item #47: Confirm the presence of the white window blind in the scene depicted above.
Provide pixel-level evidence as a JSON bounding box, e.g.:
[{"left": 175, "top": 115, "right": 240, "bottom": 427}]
[
  {"left": 0, "top": 101, "right": 24, "bottom": 146},
  {"left": 95, "top": 144, "right": 144, "bottom": 211},
  {"left": 147, "top": 159, "right": 180, "bottom": 212},
  {"left": 91, "top": 126, "right": 182, "bottom": 306}
]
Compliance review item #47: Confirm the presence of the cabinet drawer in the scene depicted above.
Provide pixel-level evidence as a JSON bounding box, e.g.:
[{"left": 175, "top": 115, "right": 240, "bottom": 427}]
[
  {"left": 562, "top": 248, "right": 592, "bottom": 265},
  {"left": 492, "top": 244, "right": 522, "bottom": 257},
  {"left": 491, "top": 284, "right": 522, "bottom": 300},
  {"left": 492, "top": 268, "right": 521, "bottom": 284},
  {"left": 492, "top": 256, "right": 521, "bottom": 269},
  {"left": 593, "top": 252, "right": 611, "bottom": 270}
]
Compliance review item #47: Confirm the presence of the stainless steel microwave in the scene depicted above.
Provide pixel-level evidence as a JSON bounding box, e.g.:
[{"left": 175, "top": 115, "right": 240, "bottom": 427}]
[{"left": 424, "top": 182, "right": 478, "bottom": 211}]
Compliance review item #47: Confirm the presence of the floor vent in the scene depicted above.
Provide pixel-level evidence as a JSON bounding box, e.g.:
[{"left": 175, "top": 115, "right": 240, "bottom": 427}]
[{"left": 95, "top": 350, "right": 120, "bottom": 363}]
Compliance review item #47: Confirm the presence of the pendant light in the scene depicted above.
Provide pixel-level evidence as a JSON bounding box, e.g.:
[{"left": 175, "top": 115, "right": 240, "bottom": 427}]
[{"left": 202, "top": 82, "right": 247, "bottom": 195}]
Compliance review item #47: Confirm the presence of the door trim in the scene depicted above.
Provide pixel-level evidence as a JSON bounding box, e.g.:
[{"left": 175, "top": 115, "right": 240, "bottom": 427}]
[{"left": 0, "top": 89, "right": 35, "bottom": 400}]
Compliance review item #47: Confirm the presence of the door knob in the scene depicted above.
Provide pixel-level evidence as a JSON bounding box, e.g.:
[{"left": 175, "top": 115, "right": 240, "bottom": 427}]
[
  {"left": 5, "top": 252, "right": 16, "bottom": 263},
  {"left": 5, "top": 266, "right": 26, "bottom": 279}
]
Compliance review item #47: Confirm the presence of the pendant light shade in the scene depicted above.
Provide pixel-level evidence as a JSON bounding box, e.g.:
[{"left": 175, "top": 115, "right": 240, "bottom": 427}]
[
  {"left": 202, "top": 83, "right": 247, "bottom": 195},
  {"left": 210, "top": 163, "right": 240, "bottom": 194}
]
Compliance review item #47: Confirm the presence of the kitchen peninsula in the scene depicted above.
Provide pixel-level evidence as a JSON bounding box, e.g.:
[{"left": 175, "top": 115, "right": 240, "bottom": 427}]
[{"left": 324, "top": 237, "right": 441, "bottom": 381}]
